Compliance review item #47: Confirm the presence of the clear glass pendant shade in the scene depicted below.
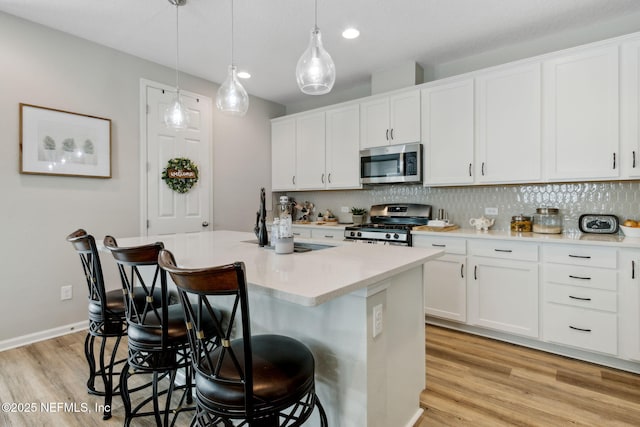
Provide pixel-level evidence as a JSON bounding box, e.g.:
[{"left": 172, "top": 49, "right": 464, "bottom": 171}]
[
  {"left": 216, "top": 65, "right": 249, "bottom": 116},
  {"left": 164, "top": 91, "right": 189, "bottom": 129},
  {"left": 296, "top": 27, "right": 335, "bottom": 95}
]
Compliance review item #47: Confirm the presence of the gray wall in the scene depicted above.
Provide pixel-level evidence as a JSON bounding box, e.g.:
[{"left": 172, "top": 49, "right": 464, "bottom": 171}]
[{"left": 0, "top": 11, "right": 283, "bottom": 343}]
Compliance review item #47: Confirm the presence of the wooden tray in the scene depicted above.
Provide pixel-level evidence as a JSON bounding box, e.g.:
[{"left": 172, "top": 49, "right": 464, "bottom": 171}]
[{"left": 413, "top": 224, "right": 459, "bottom": 232}]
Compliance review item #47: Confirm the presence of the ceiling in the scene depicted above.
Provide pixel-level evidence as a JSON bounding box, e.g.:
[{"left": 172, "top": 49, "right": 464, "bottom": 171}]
[{"left": 2, "top": 0, "right": 640, "bottom": 107}]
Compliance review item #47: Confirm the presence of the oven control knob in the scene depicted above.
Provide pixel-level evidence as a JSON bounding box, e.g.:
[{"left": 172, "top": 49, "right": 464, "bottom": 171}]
[
  {"left": 357, "top": 232, "right": 362, "bottom": 237},
  {"left": 385, "top": 233, "right": 391, "bottom": 239},
  {"left": 350, "top": 231, "right": 356, "bottom": 237},
  {"left": 393, "top": 233, "right": 400, "bottom": 239}
]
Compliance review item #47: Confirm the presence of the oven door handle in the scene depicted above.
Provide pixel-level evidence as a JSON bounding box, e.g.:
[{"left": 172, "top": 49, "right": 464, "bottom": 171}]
[{"left": 398, "top": 152, "right": 405, "bottom": 176}]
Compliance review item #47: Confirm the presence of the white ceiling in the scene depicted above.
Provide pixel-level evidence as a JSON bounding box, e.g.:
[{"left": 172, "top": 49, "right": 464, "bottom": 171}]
[{"left": 2, "top": 0, "right": 640, "bottom": 107}]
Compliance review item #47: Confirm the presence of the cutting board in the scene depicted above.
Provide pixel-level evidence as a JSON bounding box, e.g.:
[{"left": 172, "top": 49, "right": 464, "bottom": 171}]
[{"left": 413, "top": 224, "right": 459, "bottom": 232}]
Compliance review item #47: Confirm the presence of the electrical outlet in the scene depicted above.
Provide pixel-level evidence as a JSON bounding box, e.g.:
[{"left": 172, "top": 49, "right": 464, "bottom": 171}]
[
  {"left": 61, "top": 285, "right": 73, "bottom": 301},
  {"left": 485, "top": 207, "right": 498, "bottom": 216},
  {"left": 372, "top": 304, "right": 383, "bottom": 338},
  {"left": 340, "top": 206, "right": 350, "bottom": 213}
]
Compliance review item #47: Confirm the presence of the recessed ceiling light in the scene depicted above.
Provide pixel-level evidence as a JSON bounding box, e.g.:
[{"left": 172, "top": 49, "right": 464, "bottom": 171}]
[
  {"left": 342, "top": 28, "right": 360, "bottom": 39},
  {"left": 237, "top": 71, "right": 251, "bottom": 79}
]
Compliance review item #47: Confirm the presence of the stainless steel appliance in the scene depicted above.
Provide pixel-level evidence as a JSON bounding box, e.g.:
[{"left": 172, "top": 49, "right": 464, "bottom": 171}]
[
  {"left": 344, "top": 203, "right": 432, "bottom": 246},
  {"left": 359, "top": 142, "right": 423, "bottom": 185}
]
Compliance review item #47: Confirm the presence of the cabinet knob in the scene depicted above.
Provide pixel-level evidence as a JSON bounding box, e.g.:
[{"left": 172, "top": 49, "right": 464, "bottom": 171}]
[{"left": 202, "top": 221, "right": 209, "bottom": 227}]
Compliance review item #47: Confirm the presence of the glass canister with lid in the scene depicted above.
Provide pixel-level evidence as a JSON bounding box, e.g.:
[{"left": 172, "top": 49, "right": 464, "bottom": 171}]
[
  {"left": 533, "top": 207, "right": 563, "bottom": 234},
  {"left": 510, "top": 214, "right": 532, "bottom": 232}
]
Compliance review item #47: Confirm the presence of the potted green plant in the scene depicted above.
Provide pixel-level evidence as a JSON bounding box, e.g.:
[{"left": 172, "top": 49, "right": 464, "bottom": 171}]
[{"left": 351, "top": 207, "right": 367, "bottom": 225}]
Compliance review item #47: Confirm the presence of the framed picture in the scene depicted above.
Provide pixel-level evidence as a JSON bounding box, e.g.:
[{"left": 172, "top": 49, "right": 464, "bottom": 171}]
[{"left": 19, "top": 103, "right": 112, "bottom": 178}]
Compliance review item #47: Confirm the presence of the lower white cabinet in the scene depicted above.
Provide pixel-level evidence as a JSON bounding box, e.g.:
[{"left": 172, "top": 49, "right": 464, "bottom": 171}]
[
  {"left": 468, "top": 240, "right": 539, "bottom": 338},
  {"left": 291, "top": 226, "right": 311, "bottom": 239},
  {"left": 414, "top": 235, "right": 467, "bottom": 323},
  {"left": 541, "top": 244, "right": 618, "bottom": 356},
  {"left": 619, "top": 249, "right": 640, "bottom": 361},
  {"left": 310, "top": 228, "right": 343, "bottom": 241}
]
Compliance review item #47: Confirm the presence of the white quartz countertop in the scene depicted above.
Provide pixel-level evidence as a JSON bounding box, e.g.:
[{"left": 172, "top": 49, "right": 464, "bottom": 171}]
[
  {"left": 412, "top": 227, "right": 640, "bottom": 248},
  {"left": 111, "top": 230, "right": 442, "bottom": 307}
]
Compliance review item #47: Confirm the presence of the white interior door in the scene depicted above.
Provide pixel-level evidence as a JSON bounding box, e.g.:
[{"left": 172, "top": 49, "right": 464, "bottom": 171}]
[{"left": 142, "top": 82, "right": 212, "bottom": 235}]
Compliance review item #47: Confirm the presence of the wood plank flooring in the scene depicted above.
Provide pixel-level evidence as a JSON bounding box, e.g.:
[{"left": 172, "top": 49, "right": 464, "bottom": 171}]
[
  {"left": 1, "top": 325, "right": 639, "bottom": 426},
  {"left": 417, "top": 325, "right": 640, "bottom": 427}
]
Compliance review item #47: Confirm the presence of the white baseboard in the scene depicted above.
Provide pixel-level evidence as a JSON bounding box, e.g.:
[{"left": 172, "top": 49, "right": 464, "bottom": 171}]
[
  {"left": 0, "top": 321, "right": 87, "bottom": 352},
  {"left": 405, "top": 408, "right": 424, "bottom": 427}
]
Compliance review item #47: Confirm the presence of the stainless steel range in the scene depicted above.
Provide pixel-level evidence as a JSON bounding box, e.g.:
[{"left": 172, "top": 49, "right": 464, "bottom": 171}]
[{"left": 344, "top": 203, "right": 432, "bottom": 246}]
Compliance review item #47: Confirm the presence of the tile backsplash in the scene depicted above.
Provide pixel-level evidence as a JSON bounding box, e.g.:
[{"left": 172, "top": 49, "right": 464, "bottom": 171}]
[{"left": 278, "top": 181, "right": 640, "bottom": 233}]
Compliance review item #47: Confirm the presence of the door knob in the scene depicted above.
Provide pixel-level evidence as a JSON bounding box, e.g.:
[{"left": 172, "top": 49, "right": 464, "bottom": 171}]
[{"left": 202, "top": 221, "right": 209, "bottom": 227}]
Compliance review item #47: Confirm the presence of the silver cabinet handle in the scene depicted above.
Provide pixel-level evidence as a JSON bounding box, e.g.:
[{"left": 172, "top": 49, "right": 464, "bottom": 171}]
[
  {"left": 569, "top": 254, "right": 591, "bottom": 259},
  {"left": 328, "top": 173, "right": 332, "bottom": 183},
  {"left": 569, "top": 295, "right": 591, "bottom": 301},
  {"left": 469, "top": 163, "right": 472, "bottom": 177},
  {"left": 460, "top": 264, "right": 464, "bottom": 279},
  {"left": 634, "top": 151, "right": 637, "bottom": 169},
  {"left": 569, "top": 325, "right": 592, "bottom": 333},
  {"left": 321, "top": 173, "right": 325, "bottom": 184},
  {"left": 386, "top": 129, "right": 389, "bottom": 140},
  {"left": 612, "top": 152, "right": 616, "bottom": 170},
  {"left": 494, "top": 249, "right": 513, "bottom": 253},
  {"left": 569, "top": 275, "right": 591, "bottom": 280},
  {"left": 324, "top": 235, "right": 334, "bottom": 239},
  {"left": 431, "top": 244, "right": 446, "bottom": 247},
  {"left": 390, "top": 128, "right": 394, "bottom": 140},
  {"left": 474, "top": 265, "right": 478, "bottom": 280},
  {"left": 292, "top": 176, "right": 296, "bottom": 185},
  {"left": 481, "top": 162, "right": 486, "bottom": 176}
]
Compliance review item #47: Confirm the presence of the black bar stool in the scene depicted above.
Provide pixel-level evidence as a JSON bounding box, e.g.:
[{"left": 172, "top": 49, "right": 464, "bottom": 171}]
[
  {"left": 158, "top": 249, "right": 328, "bottom": 427},
  {"left": 66, "top": 229, "right": 126, "bottom": 420},
  {"left": 104, "top": 236, "right": 218, "bottom": 426}
]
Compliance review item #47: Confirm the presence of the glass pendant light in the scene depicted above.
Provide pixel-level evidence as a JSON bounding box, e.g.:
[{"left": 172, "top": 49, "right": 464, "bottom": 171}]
[
  {"left": 296, "top": 0, "right": 335, "bottom": 95},
  {"left": 164, "top": 0, "right": 189, "bottom": 129},
  {"left": 216, "top": 0, "right": 249, "bottom": 116}
]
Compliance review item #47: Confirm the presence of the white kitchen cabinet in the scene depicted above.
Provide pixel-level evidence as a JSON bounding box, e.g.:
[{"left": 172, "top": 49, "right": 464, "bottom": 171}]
[
  {"left": 325, "top": 104, "right": 362, "bottom": 189},
  {"left": 310, "top": 228, "right": 344, "bottom": 241},
  {"left": 543, "top": 45, "right": 620, "bottom": 181},
  {"left": 271, "top": 118, "right": 297, "bottom": 191},
  {"left": 296, "top": 111, "right": 326, "bottom": 190},
  {"left": 414, "top": 235, "right": 467, "bottom": 323},
  {"left": 360, "top": 89, "right": 420, "bottom": 148},
  {"left": 421, "top": 79, "right": 474, "bottom": 186},
  {"left": 621, "top": 40, "right": 640, "bottom": 178},
  {"left": 291, "top": 226, "right": 311, "bottom": 239},
  {"left": 619, "top": 249, "right": 640, "bottom": 361},
  {"left": 542, "top": 244, "right": 618, "bottom": 356},
  {"left": 475, "top": 62, "right": 542, "bottom": 184},
  {"left": 468, "top": 240, "right": 539, "bottom": 338}
]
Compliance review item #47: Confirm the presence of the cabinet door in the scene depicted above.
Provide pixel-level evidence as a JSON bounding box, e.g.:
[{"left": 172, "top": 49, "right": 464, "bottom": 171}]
[
  {"left": 295, "top": 112, "right": 326, "bottom": 190},
  {"left": 621, "top": 40, "right": 640, "bottom": 178},
  {"left": 326, "top": 104, "right": 361, "bottom": 189},
  {"left": 360, "top": 97, "right": 390, "bottom": 149},
  {"left": 543, "top": 46, "right": 619, "bottom": 181},
  {"left": 422, "top": 80, "right": 474, "bottom": 185},
  {"left": 619, "top": 249, "right": 640, "bottom": 361},
  {"left": 476, "top": 63, "right": 541, "bottom": 183},
  {"left": 424, "top": 254, "right": 467, "bottom": 322},
  {"left": 468, "top": 256, "right": 539, "bottom": 338},
  {"left": 271, "top": 118, "right": 297, "bottom": 190},
  {"left": 389, "top": 90, "right": 421, "bottom": 144}
]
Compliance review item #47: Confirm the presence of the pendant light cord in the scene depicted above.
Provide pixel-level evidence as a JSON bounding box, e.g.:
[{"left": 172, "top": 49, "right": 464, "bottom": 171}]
[
  {"left": 314, "top": 0, "right": 318, "bottom": 30},
  {"left": 175, "top": 3, "right": 180, "bottom": 91},
  {"left": 231, "top": 0, "right": 234, "bottom": 66}
]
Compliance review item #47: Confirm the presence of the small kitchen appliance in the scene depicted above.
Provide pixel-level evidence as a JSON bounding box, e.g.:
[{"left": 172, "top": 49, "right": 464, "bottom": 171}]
[
  {"left": 344, "top": 203, "right": 432, "bottom": 246},
  {"left": 359, "top": 142, "right": 423, "bottom": 185},
  {"left": 578, "top": 214, "right": 619, "bottom": 234}
]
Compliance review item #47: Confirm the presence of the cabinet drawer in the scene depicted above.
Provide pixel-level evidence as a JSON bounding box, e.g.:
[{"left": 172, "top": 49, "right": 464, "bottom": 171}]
[
  {"left": 412, "top": 236, "right": 466, "bottom": 255},
  {"left": 543, "top": 244, "right": 616, "bottom": 268},
  {"left": 544, "top": 263, "right": 617, "bottom": 291},
  {"left": 543, "top": 303, "right": 617, "bottom": 355},
  {"left": 468, "top": 239, "right": 538, "bottom": 261},
  {"left": 544, "top": 283, "right": 617, "bottom": 312},
  {"left": 310, "top": 228, "right": 343, "bottom": 240},
  {"left": 291, "top": 227, "right": 311, "bottom": 238}
]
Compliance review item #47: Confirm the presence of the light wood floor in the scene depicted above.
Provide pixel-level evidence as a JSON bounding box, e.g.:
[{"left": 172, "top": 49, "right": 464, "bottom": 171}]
[
  {"left": 417, "top": 325, "right": 640, "bottom": 427},
  {"left": 1, "top": 325, "right": 639, "bottom": 426}
]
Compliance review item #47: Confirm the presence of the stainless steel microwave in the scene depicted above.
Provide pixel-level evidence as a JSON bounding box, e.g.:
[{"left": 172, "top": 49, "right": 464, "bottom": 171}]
[{"left": 360, "top": 143, "right": 423, "bottom": 184}]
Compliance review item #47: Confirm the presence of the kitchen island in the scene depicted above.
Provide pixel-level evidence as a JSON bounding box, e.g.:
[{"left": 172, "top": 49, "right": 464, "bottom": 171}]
[{"left": 112, "top": 230, "right": 443, "bottom": 427}]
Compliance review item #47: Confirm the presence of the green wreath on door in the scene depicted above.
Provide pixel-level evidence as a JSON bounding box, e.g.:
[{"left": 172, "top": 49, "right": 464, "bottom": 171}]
[{"left": 161, "top": 157, "right": 199, "bottom": 193}]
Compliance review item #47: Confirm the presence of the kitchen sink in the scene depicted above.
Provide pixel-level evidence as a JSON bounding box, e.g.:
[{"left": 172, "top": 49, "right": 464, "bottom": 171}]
[{"left": 242, "top": 240, "right": 334, "bottom": 252}]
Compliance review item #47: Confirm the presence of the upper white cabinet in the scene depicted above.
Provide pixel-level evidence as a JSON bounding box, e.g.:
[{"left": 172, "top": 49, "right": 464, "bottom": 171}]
[
  {"left": 475, "top": 63, "right": 542, "bottom": 184},
  {"left": 422, "top": 79, "right": 474, "bottom": 185},
  {"left": 272, "top": 103, "right": 361, "bottom": 192},
  {"left": 295, "top": 111, "right": 326, "bottom": 190},
  {"left": 543, "top": 45, "right": 620, "bottom": 181},
  {"left": 360, "top": 89, "right": 421, "bottom": 148},
  {"left": 271, "top": 118, "right": 297, "bottom": 191},
  {"left": 325, "top": 104, "right": 362, "bottom": 189},
  {"left": 621, "top": 40, "right": 640, "bottom": 178}
]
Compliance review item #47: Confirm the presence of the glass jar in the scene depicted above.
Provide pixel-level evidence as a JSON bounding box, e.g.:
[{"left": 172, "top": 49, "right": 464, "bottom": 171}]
[
  {"left": 511, "top": 214, "right": 532, "bottom": 232},
  {"left": 533, "top": 208, "right": 562, "bottom": 234}
]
